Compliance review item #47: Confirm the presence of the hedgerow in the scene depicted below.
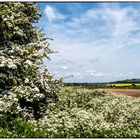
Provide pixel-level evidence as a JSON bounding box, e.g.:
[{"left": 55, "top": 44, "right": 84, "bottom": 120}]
[{"left": 1, "top": 87, "right": 140, "bottom": 138}]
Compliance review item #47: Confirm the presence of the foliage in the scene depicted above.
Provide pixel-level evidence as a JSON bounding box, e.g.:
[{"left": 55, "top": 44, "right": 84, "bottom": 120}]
[
  {"left": 35, "top": 87, "right": 140, "bottom": 138},
  {"left": 1, "top": 87, "right": 140, "bottom": 138},
  {"left": 0, "top": 118, "right": 47, "bottom": 138},
  {"left": 0, "top": 2, "right": 63, "bottom": 121}
]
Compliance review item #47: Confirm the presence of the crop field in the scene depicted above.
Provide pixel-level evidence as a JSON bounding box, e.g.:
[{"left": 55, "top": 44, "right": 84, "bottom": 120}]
[
  {"left": 105, "top": 88, "right": 140, "bottom": 97},
  {"left": 65, "top": 83, "right": 140, "bottom": 89},
  {"left": 106, "top": 83, "right": 140, "bottom": 88}
]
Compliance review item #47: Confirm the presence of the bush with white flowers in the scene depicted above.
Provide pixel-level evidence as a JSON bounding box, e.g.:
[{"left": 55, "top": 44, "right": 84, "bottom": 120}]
[
  {"left": 35, "top": 87, "right": 140, "bottom": 138},
  {"left": 0, "top": 2, "right": 63, "bottom": 124},
  {"left": 1, "top": 86, "right": 140, "bottom": 138}
]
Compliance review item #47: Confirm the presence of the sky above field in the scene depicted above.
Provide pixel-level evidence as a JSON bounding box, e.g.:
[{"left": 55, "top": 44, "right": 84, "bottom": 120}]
[{"left": 37, "top": 2, "right": 140, "bottom": 83}]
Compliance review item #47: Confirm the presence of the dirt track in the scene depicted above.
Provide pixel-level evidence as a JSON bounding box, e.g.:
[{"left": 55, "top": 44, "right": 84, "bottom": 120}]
[{"left": 105, "top": 88, "right": 140, "bottom": 97}]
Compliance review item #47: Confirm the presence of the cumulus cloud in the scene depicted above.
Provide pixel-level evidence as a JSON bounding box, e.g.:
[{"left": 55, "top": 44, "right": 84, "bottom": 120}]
[
  {"left": 42, "top": 3, "right": 140, "bottom": 82},
  {"left": 60, "top": 66, "right": 68, "bottom": 70},
  {"left": 86, "top": 70, "right": 96, "bottom": 73},
  {"left": 44, "top": 5, "right": 65, "bottom": 21}
]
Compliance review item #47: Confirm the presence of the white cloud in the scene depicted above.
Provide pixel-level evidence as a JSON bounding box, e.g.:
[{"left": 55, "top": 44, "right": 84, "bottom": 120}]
[
  {"left": 60, "top": 66, "right": 68, "bottom": 70},
  {"left": 54, "top": 71, "right": 58, "bottom": 74},
  {"left": 86, "top": 70, "right": 96, "bottom": 73},
  {"left": 44, "top": 6, "right": 65, "bottom": 21},
  {"left": 71, "top": 5, "right": 139, "bottom": 50},
  {"left": 85, "top": 70, "right": 109, "bottom": 77},
  {"left": 93, "top": 73, "right": 109, "bottom": 77},
  {"left": 73, "top": 72, "right": 81, "bottom": 76},
  {"left": 126, "top": 72, "right": 134, "bottom": 75},
  {"left": 43, "top": 3, "right": 140, "bottom": 82}
]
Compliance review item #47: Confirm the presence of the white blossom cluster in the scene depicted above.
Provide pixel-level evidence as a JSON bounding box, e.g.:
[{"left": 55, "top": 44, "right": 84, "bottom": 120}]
[
  {"left": 26, "top": 87, "right": 140, "bottom": 138},
  {"left": 1, "top": 87, "right": 140, "bottom": 138},
  {"left": 0, "top": 91, "right": 21, "bottom": 116},
  {"left": 0, "top": 2, "right": 63, "bottom": 121},
  {"left": 0, "top": 55, "right": 18, "bottom": 69}
]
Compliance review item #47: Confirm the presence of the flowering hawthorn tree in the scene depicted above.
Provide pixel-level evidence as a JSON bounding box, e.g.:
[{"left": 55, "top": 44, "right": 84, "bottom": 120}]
[{"left": 0, "top": 2, "right": 63, "bottom": 121}]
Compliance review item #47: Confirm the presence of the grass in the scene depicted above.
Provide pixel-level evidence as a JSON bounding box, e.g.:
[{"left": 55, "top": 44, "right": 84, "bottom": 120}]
[{"left": 1, "top": 86, "right": 140, "bottom": 138}]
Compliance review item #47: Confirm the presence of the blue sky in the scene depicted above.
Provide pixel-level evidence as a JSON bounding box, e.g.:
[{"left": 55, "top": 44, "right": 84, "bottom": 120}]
[{"left": 37, "top": 2, "right": 140, "bottom": 83}]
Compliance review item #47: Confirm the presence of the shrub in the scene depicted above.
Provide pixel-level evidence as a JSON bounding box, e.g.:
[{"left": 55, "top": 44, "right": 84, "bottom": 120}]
[
  {"left": 0, "top": 2, "right": 63, "bottom": 122},
  {"left": 35, "top": 87, "right": 140, "bottom": 138},
  {"left": 1, "top": 87, "right": 140, "bottom": 138}
]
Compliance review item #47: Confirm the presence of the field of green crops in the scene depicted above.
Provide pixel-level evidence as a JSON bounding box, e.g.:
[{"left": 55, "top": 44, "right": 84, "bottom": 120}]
[{"left": 1, "top": 86, "right": 140, "bottom": 138}]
